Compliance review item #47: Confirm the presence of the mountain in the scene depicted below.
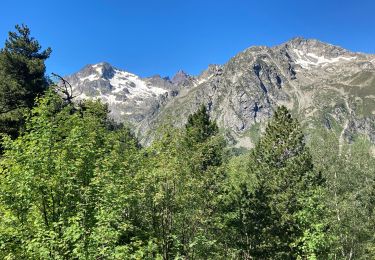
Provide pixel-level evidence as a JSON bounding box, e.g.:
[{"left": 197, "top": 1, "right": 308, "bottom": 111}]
[
  {"left": 64, "top": 38, "right": 375, "bottom": 148},
  {"left": 64, "top": 62, "right": 169, "bottom": 123}
]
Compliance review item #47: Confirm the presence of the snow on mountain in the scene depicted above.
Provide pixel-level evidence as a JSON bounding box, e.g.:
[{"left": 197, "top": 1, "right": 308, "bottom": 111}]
[
  {"left": 293, "top": 49, "right": 356, "bottom": 69},
  {"left": 62, "top": 38, "right": 375, "bottom": 147},
  {"left": 63, "top": 62, "right": 204, "bottom": 123},
  {"left": 70, "top": 62, "right": 168, "bottom": 104},
  {"left": 109, "top": 69, "right": 167, "bottom": 98}
]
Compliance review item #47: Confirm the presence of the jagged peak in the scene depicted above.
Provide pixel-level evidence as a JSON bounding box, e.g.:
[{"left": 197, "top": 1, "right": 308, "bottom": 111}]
[
  {"left": 236, "top": 38, "right": 349, "bottom": 59},
  {"left": 93, "top": 61, "right": 112, "bottom": 67},
  {"left": 83, "top": 61, "right": 114, "bottom": 71},
  {"left": 171, "top": 70, "right": 191, "bottom": 85},
  {"left": 281, "top": 37, "right": 348, "bottom": 55},
  {"left": 174, "top": 69, "right": 188, "bottom": 76},
  {"left": 77, "top": 62, "right": 116, "bottom": 80}
]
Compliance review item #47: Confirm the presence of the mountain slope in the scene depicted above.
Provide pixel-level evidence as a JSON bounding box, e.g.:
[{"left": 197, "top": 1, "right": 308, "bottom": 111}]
[{"left": 65, "top": 38, "right": 375, "bottom": 147}]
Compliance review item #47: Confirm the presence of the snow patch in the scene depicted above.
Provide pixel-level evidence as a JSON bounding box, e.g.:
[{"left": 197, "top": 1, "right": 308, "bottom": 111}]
[
  {"left": 80, "top": 74, "right": 99, "bottom": 82},
  {"left": 194, "top": 74, "right": 213, "bottom": 87},
  {"left": 109, "top": 69, "right": 167, "bottom": 98},
  {"left": 75, "top": 67, "right": 168, "bottom": 106},
  {"left": 92, "top": 64, "right": 103, "bottom": 75},
  {"left": 294, "top": 49, "right": 356, "bottom": 69},
  {"left": 77, "top": 92, "right": 95, "bottom": 101}
]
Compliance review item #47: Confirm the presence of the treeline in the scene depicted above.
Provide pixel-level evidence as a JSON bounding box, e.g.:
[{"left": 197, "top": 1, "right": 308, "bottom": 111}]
[{"left": 0, "top": 25, "right": 374, "bottom": 259}]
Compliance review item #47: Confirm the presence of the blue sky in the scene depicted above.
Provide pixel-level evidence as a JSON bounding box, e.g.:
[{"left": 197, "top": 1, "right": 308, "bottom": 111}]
[{"left": 1, "top": 0, "right": 375, "bottom": 78}]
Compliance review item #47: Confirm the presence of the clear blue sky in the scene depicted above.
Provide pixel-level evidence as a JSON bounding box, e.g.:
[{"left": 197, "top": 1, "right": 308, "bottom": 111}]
[{"left": 1, "top": 0, "right": 375, "bottom": 78}]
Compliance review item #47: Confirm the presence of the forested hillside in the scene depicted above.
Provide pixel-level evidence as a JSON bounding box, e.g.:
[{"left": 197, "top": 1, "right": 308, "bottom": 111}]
[{"left": 0, "top": 25, "right": 374, "bottom": 260}]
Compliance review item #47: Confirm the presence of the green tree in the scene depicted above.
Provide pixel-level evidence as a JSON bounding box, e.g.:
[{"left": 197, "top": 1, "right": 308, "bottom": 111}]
[
  {"left": 225, "top": 106, "right": 330, "bottom": 259},
  {"left": 310, "top": 129, "right": 375, "bottom": 259},
  {"left": 185, "top": 104, "right": 218, "bottom": 144},
  {"left": 129, "top": 105, "right": 226, "bottom": 259},
  {"left": 0, "top": 24, "right": 51, "bottom": 139},
  {"left": 0, "top": 91, "right": 142, "bottom": 259},
  {"left": 185, "top": 104, "right": 223, "bottom": 171}
]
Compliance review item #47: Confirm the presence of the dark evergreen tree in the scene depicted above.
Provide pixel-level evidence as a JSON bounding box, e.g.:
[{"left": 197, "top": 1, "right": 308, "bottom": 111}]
[
  {"left": 229, "top": 106, "right": 330, "bottom": 259},
  {"left": 0, "top": 24, "right": 51, "bottom": 138},
  {"left": 184, "top": 104, "right": 223, "bottom": 172},
  {"left": 185, "top": 104, "right": 218, "bottom": 144}
]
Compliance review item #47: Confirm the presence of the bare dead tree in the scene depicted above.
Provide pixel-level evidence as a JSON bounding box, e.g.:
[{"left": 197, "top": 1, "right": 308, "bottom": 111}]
[{"left": 51, "top": 73, "right": 80, "bottom": 104}]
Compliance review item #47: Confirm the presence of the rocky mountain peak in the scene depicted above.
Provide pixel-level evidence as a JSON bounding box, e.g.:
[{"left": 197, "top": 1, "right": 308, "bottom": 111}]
[
  {"left": 271, "top": 38, "right": 362, "bottom": 71},
  {"left": 284, "top": 37, "right": 338, "bottom": 50},
  {"left": 75, "top": 62, "right": 115, "bottom": 81},
  {"left": 171, "top": 70, "right": 191, "bottom": 85},
  {"left": 283, "top": 37, "right": 350, "bottom": 60},
  {"left": 91, "top": 62, "right": 115, "bottom": 79},
  {"left": 63, "top": 38, "right": 375, "bottom": 147}
]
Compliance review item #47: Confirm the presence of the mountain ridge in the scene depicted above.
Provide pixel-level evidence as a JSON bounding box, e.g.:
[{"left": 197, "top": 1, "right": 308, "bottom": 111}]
[{"left": 63, "top": 38, "right": 375, "bottom": 147}]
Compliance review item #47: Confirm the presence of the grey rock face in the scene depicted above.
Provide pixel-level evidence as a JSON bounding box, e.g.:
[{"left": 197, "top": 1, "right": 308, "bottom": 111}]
[
  {"left": 65, "top": 38, "right": 375, "bottom": 147},
  {"left": 63, "top": 62, "right": 177, "bottom": 124},
  {"left": 171, "top": 70, "right": 188, "bottom": 84}
]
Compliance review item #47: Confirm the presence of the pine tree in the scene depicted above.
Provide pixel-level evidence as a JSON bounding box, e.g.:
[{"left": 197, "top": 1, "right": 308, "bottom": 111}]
[
  {"left": 185, "top": 104, "right": 218, "bottom": 144},
  {"left": 128, "top": 107, "right": 225, "bottom": 259},
  {"left": 0, "top": 24, "right": 51, "bottom": 138},
  {"left": 184, "top": 104, "right": 222, "bottom": 171},
  {"left": 232, "top": 106, "right": 329, "bottom": 259}
]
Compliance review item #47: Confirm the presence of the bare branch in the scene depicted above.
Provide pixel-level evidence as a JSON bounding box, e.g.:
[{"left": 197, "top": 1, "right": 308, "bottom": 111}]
[{"left": 51, "top": 73, "right": 80, "bottom": 104}]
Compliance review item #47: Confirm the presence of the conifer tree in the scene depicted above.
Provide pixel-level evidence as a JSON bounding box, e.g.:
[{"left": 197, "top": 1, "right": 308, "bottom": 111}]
[
  {"left": 184, "top": 104, "right": 223, "bottom": 171},
  {"left": 232, "top": 106, "right": 329, "bottom": 259},
  {"left": 0, "top": 24, "right": 51, "bottom": 138},
  {"left": 185, "top": 104, "right": 218, "bottom": 144}
]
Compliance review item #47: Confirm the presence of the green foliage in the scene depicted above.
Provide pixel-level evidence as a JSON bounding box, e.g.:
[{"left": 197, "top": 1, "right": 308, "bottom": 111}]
[
  {"left": 0, "top": 93, "right": 227, "bottom": 259},
  {"left": 184, "top": 104, "right": 223, "bottom": 172},
  {"left": 129, "top": 109, "right": 226, "bottom": 259},
  {"left": 185, "top": 104, "right": 218, "bottom": 144},
  {"left": 0, "top": 80, "right": 373, "bottom": 259},
  {"left": 0, "top": 23, "right": 374, "bottom": 259},
  {"left": 310, "top": 128, "right": 375, "bottom": 259},
  {"left": 0, "top": 24, "right": 51, "bottom": 139},
  {"left": 222, "top": 106, "right": 331, "bottom": 259},
  {"left": 0, "top": 91, "right": 142, "bottom": 259}
]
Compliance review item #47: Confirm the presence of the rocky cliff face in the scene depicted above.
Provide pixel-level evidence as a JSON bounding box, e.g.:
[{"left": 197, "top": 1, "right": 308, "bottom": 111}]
[
  {"left": 64, "top": 62, "right": 177, "bottom": 123},
  {"left": 64, "top": 38, "right": 375, "bottom": 148}
]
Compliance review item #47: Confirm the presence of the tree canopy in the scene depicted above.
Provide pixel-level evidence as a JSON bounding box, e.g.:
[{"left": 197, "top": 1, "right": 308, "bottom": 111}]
[
  {"left": 0, "top": 24, "right": 374, "bottom": 259},
  {"left": 0, "top": 24, "right": 51, "bottom": 139}
]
